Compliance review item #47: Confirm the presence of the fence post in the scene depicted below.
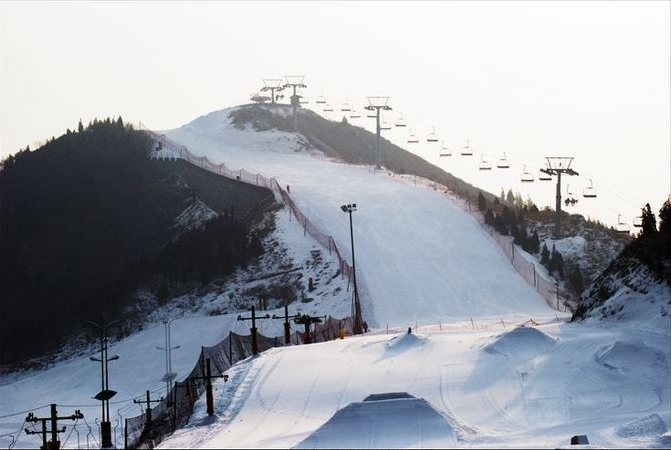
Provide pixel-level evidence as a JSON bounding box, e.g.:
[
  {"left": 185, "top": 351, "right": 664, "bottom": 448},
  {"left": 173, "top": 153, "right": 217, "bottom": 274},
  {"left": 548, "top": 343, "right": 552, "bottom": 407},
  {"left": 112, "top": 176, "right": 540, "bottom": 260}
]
[
  {"left": 511, "top": 240, "right": 515, "bottom": 260},
  {"left": 328, "top": 237, "right": 332, "bottom": 255},
  {"left": 124, "top": 418, "right": 128, "bottom": 449},
  {"left": 304, "top": 219, "right": 307, "bottom": 237}
]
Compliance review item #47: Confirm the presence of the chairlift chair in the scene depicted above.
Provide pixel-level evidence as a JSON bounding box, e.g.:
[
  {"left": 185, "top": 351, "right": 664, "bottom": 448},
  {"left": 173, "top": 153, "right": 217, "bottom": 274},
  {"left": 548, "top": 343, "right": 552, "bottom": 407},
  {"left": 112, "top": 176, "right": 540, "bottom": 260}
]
[
  {"left": 460, "top": 139, "right": 473, "bottom": 156},
  {"left": 538, "top": 169, "right": 552, "bottom": 181},
  {"left": 616, "top": 214, "right": 631, "bottom": 234},
  {"left": 349, "top": 109, "right": 361, "bottom": 119},
  {"left": 323, "top": 103, "right": 334, "bottom": 112},
  {"left": 299, "top": 96, "right": 309, "bottom": 105},
  {"left": 367, "top": 110, "right": 378, "bottom": 118},
  {"left": 479, "top": 154, "right": 492, "bottom": 171},
  {"left": 380, "top": 120, "right": 391, "bottom": 130},
  {"left": 315, "top": 92, "right": 326, "bottom": 104},
  {"left": 439, "top": 141, "right": 452, "bottom": 157},
  {"left": 395, "top": 113, "right": 407, "bottom": 127},
  {"left": 633, "top": 216, "right": 643, "bottom": 228},
  {"left": 496, "top": 152, "right": 509, "bottom": 169},
  {"left": 407, "top": 129, "right": 419, "bottom": 144},
  {"left": 564, "top": 184, "right": 578, "bottom": 206},
  {"left": 426, "top": 127, "right": 439, "bottom": 143},
  {"left": 582, "top": 179, "right": 597, "bottom": 198},
  {"left": 520, "top": 165, "right": 535, "bottom": 182},
  {"left": 340, "top": 100, "right": 351, "bottom": 112}
]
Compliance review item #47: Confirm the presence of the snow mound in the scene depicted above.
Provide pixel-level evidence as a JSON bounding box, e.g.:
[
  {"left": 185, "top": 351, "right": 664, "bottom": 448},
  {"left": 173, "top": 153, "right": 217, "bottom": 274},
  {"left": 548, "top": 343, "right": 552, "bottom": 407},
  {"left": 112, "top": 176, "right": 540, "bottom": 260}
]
[
  {"left": 594, "top": 341, "right": 668, "bottom": 373},
  {"left": 483, "top": 326, "right": 556, "bottom": 358},
  {"left": 616, "top": 413, "right": 668, "bottom": 438},
  {"left": 294, "top": 393, "right": 456, "bottom": 449},
  {"left": 384, "top": 332, "right": 428, "bottom": 357}
]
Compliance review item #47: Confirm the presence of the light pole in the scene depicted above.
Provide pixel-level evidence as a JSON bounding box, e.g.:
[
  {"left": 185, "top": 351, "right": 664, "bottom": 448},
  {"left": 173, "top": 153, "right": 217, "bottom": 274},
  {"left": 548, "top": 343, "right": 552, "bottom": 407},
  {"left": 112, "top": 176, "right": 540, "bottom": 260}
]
[
  {"left": 156, "top": 318, "right": 181, "bottom": 397},
  {"left": 85, "top": 320, "right": 120, "bottom": 449},
  {"left": 341, "top": 203, "right": 363, "bottom": 334}
]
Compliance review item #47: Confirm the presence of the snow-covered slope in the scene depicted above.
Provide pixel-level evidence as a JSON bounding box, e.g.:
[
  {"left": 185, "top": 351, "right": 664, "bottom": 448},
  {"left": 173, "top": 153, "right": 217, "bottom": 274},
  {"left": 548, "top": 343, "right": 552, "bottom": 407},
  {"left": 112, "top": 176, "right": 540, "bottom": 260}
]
[
  {"left": 165, "top": 105, "right": 557, "bottom": 328},
  {"left": 159, "top": 322, "right": 670, "bottom": 449}
]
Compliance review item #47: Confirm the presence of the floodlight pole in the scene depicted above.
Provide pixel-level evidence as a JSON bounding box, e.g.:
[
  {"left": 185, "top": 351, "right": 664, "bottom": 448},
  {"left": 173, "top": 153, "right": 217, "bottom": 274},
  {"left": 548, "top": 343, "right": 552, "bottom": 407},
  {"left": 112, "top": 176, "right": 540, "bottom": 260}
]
[
  {"left": 540, "top": 157, "right": 579, "bottom": 237},
  {"left": 341, "top": 204, "right": 363, "bottom": 334}
]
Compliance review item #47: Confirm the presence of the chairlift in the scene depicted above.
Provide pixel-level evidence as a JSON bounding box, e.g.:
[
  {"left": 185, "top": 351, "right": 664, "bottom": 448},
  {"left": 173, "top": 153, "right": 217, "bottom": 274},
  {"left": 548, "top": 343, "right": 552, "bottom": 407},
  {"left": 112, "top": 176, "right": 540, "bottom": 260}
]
[
  {"left": 478, "top": 154, "right": 492, "bottom": 171},
  {"left": 538, "top": 169, "right": 552, "bottom": 181},
  {"left": 323, "top": 103, "right": 334, "bottom": 112},
  {"left": 460, "top": 139, "right": 473, "bottom": 156},
  {"left": 395, "top": 113, "right": 407, "bottom": 127},
  {"left": 564, "top": 184, "right": 578, "bottom": 206},
  {"left": 407, "top": 128, "right": 419, "bottom": 144},
  {"left": 426, "top": 127, "right": 439, "bottom": 143},
  {"left": 439, "top": 141, "right": 452, "bottom": 157},
  {"left": 496, "top": 152, "right": 509, "bottom": 169},
  {"left": 315, "top": 94, "right": 326, "bottom": 104},
  {"left": 520, "top": 165, "right": 535, "bottom": 183},
  {"left": 616, "top": 214, "right": 630, "bottom": 234},
  {"left": 633, "top": 216, "right": 643, "bottom": 228},
  {"left": 380, "top": 120, "right": 391, "bottom": 130},
  {"left": 349, "top": 109, "right": 361, "bottom": 119},
  {"left": 582, "top": 179, "right": 597, "bottom": 198}
]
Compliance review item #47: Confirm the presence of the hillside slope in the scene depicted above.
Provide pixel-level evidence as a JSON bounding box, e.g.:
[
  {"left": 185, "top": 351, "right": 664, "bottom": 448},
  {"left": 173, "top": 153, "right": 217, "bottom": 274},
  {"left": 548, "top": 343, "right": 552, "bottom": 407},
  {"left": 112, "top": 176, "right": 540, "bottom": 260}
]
[
  {"left": 165, "top": 104, "right": 558, "bottom": 328},
  {"left": 0, "top": 121, "right": 273, "bottom": 363}
]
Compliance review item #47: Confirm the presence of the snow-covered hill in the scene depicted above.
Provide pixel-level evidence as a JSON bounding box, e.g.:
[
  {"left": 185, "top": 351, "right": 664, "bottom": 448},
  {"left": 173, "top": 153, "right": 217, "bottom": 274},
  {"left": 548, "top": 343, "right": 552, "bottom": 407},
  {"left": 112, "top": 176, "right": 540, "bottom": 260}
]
[
  {"left": 165, "top": 104, "right": 557, "bottom": 328},
  {"left": 1, "top": 104, "right": 668, "bottom": 449}
]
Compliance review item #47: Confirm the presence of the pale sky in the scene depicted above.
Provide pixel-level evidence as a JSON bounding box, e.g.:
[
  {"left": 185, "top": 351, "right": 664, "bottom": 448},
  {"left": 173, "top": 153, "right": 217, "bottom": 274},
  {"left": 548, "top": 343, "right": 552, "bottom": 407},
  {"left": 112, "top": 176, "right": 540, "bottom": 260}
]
[{"left": 1, "top": 1, "right": 669, "bottom": 228}]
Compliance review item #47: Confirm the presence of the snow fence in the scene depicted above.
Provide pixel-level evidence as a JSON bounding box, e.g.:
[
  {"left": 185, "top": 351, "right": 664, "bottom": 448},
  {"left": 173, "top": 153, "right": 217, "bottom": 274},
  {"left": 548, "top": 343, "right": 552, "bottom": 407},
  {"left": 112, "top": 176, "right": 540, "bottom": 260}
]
[
  {"left": 124, "top": 317, "right": 355, "bottom": 449},
  {"left": 146, "top": 130, "right": 357, "bottom": 289}
]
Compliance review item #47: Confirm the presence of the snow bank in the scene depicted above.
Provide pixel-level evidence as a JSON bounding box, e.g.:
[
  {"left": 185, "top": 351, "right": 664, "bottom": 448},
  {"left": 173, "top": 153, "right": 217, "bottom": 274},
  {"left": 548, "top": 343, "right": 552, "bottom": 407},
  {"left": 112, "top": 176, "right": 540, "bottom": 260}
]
[
  {"left": 483, "top": 326, "right": 556, "bottom": 358},
  {"left": 594, "top": 341, "right": 668, "bottom": 374},
  {"left": 384, "top": 332, "right": 428, "bottom": 357},
  {"left": 294, "top": 394, "right": 456, "bottom": 449}
]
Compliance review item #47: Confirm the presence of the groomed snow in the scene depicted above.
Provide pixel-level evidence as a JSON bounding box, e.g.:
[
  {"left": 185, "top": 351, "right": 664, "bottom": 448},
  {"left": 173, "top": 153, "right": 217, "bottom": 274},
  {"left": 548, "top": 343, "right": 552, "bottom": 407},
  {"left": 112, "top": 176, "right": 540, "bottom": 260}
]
[
  {"left": 159, "top": 322, "right": 670, "bottom": 449},
  {"left": 165, "top": 106, "right": 558, "bottom": 328}
]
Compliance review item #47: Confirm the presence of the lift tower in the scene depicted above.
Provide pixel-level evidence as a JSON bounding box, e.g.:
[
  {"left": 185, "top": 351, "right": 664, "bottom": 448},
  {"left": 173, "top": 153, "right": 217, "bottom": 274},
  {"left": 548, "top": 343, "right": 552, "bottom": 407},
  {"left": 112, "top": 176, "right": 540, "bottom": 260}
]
[
  {"left": 540, "top": 157, "right": 579, "bottom": 237},
  {"left": 261, "top": 79, "right": 284, "bottom": 105},
  {"left": 364, "top": 96, "right": 392, "bottom": 169},
  {"left": 283, "top": 75, "right": 307, "bottom": 131}
]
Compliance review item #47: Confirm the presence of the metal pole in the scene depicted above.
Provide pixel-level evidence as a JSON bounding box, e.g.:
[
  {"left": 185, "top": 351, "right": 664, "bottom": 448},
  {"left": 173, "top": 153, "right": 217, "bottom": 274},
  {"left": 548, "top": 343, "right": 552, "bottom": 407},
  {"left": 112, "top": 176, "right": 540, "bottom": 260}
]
[
  {"left": 349, "top": 211, "right": 362, "bottom": 334},
  {"left": 99, "top": 332, "right": 105, "bottom": 422},
  {"left": 375, "top": 108, "right": 381, "bottom": 168},
  {"left": 555, "top": 171, "right": 562, "bottom": 237},
  {"left": 50, "top": 404, "right": 58, "bottom": 449},
  {"left": 104, "top": 335, "right": 110, "bottom": 422}
]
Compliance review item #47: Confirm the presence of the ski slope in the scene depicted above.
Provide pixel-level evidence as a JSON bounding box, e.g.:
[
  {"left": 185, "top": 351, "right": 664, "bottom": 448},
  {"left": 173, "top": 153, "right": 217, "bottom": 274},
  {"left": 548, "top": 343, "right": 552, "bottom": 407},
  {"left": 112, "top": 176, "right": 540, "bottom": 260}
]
[
  {"left": 159, "top": 322, "right": 670, "bottom": 449},
  {"left": 165, "top": 105, "right": 556, "bottom": 328}
]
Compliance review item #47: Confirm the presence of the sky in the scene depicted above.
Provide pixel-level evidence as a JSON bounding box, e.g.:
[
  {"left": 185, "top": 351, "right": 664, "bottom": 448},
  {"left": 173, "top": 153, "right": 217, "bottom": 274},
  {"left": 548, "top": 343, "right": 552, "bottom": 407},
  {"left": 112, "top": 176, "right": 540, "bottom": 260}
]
[{"left": 1, "top": 0, "right": 669, "bottom": 228}]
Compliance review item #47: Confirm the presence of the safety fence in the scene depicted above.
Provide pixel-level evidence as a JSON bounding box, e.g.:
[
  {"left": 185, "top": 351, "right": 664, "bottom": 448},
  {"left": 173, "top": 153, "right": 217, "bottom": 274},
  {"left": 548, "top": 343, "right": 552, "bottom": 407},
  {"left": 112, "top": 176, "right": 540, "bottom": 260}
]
[
  {"left": 393, "top": 172, "right": 575, "bottom": 312},
  {"left": 125, "top": 315, "right": 354, "bottom": 449},
  {"left": 145, "top": 130, "right": 356, "bottom": 287}
]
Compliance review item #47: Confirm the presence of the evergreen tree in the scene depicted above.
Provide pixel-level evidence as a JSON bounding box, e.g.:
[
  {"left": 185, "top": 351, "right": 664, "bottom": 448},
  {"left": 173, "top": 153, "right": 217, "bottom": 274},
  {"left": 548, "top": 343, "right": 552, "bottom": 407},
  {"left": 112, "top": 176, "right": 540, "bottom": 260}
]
[
  {"left": 514, "top": 192, "right": 524, "bottom": 209},
  {"left": 640, "top": 203, "right": 657, "bottom": 239},
  {"left": 659, "top": 197, "right": 671, "bottom": 236},
  {"left": 500, "top": 188, "right": 506, "bottom": 203},
  {"left": 567, "top": 264, "right": 584, "bottom": 296},
  {"left": 506, "top": 189, "right": 515, "bottom": 204},
  {"left": 485, "top": 208, "right": 495, "bottom": 226},
  {"left": 530, "top": 230, "right": 540, "bottom": 254},
  {"left": 477, "top": 191, "right": 487, "bottom": 211},
  {"left": 78, "top": 119, "right": 84, "bottom": 132}
]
